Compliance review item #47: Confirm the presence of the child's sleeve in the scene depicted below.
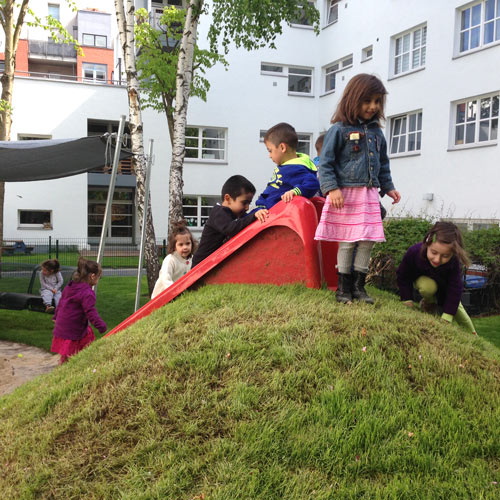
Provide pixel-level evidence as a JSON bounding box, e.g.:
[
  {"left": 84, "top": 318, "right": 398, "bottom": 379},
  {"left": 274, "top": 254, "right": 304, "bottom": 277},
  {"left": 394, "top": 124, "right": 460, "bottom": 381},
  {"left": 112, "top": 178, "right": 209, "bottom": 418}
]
[
  {"left": 377, "top": 135, "right": 395, "bottom": 193},
  {"left": 396, "top": 248, "right": 416, "bottom": 302},
  {"left": 318, "top": 125, "right": 343, "bottom": 195},
  {"left": 214, "top": 209, "right": 256, "bottom": 239},
  {"left": 288, "top": 168, "right": 320, "bottom": 199},
  {"left": 82, "top": 291, "right": 107, "bottom": 333},
  {"left": 441, "top": 260, "right": 463, "bottom": 316},
  {"left": 151, "top": 255, "right": 175, "bottom": 298},
  {"left": 39, "top": 272, "right": 47, "bottom": 290},
  {"left": 55, "top": 272, "right": 63, "bottom": 290}
]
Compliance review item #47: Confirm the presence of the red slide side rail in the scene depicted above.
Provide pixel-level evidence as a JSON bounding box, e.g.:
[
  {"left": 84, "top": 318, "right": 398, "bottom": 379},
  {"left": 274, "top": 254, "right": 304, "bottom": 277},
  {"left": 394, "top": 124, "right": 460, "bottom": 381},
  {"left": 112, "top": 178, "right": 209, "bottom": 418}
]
[{"left": 105, "top": 197, "right": 334, "bottom": 337}]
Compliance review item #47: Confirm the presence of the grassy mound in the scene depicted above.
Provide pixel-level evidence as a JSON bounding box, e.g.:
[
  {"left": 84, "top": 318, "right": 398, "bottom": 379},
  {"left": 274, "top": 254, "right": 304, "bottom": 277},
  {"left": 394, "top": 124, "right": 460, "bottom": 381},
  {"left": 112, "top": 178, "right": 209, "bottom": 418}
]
[{"left": 1, "top": 284, "right": 500, "bottom": 499}]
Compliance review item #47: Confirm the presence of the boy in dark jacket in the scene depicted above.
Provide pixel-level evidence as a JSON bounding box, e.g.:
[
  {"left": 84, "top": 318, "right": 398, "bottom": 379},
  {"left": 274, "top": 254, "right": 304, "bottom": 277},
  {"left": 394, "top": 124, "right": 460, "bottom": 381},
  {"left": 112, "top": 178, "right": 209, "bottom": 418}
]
[
  {"left": 255, "top": 122, "right": 320, "bottom": 209},
  {"left": 192, "top": 175, "right": 268, "bottom": 267}
]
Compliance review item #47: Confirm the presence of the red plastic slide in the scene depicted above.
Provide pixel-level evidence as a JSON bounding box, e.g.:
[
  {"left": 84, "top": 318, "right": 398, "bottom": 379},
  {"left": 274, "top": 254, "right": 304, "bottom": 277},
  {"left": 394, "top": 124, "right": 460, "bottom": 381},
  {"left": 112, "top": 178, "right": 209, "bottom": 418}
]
[{"left": 105, "top": 196, "right": 337, "bottom": 337}]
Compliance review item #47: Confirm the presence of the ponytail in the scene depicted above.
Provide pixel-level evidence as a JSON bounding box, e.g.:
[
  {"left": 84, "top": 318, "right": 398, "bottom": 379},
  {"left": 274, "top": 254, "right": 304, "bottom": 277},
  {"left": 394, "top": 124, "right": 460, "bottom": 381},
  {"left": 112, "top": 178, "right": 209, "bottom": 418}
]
[{"left": 73, "top": 257, "right": 102, "bottom": 283}]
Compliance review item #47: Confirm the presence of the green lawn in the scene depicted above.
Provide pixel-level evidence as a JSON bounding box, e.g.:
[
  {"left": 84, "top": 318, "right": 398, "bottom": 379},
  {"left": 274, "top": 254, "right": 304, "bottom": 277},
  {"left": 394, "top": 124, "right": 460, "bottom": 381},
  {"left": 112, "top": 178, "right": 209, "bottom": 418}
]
[
  {"left": 2, "top": 284, "right": 500, "bottom": 499},
  {"left": 474, "top": 314, "right": 500, "bottom": 346},
  {"left": 0, "top": 276, "right": 149, "bottom": 351},
  {"left": 1, "top": 252, "right": 143, "bottom": 268}
]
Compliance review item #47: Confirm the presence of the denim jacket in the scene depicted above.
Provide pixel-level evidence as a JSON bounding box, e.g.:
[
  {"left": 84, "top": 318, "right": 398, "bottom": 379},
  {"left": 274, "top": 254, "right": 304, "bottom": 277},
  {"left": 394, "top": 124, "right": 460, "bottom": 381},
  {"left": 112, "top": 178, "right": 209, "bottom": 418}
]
[{"left": 318, "top": 120, "right": 395, "bottom": 195}]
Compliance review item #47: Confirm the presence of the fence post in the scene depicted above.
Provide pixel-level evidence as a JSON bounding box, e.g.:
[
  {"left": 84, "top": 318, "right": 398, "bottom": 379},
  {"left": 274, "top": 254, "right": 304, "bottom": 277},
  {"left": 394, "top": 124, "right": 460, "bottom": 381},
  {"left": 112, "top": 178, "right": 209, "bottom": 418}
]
[
  {"left": 56, "top": 239, "right": 59, "bottom": 259},
  {"left": 48, "top": 236, "right": 52, "bottom": 259},
  {"left": 162, "top": 239, "right": 166, "bottom": 258}
]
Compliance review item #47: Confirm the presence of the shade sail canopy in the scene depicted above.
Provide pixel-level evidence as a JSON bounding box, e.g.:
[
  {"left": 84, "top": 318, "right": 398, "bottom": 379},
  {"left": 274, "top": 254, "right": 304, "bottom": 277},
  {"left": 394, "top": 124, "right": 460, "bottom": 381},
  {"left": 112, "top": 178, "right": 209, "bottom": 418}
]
[{"left": 0, "top": 135, "right": 133, "bottom": 182}]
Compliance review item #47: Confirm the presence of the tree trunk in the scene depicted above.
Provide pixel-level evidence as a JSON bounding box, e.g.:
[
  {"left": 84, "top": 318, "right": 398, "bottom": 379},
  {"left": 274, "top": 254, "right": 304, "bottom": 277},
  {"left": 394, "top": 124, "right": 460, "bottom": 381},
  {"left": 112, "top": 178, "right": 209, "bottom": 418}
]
[
  {"left": 0, "top": 0, "right": 31, "bottom": 266},
  {"left": 168, "top": 0, "right": 204, "bottom": 237},
  {"left": 114, "top": 0, "right": 160, "bottom": 295}
]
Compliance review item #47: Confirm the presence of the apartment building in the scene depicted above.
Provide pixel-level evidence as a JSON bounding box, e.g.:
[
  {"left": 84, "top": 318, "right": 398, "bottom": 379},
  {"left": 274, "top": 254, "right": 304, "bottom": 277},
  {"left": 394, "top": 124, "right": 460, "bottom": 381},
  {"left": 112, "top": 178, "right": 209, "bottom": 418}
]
[{"left": 1, "top": 0, "right": 499, "bottom": 244}]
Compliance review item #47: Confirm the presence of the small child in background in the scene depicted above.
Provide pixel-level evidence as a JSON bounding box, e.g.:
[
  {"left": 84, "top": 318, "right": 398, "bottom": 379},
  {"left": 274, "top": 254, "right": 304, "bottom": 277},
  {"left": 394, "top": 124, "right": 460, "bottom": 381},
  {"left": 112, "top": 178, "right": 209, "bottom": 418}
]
[
  {"left": 192, "top": 175, "right": 268, "bottom": 267},
  {"left": 255, "top": 122, "right": 320, "bottom": 209},
  {"left": 313, "top": 133, "right": 326, "bottom": 166},
  {"left": 51, "top": 257, "right": 107, "bottom": 365},
  {"left": 39, "top": 259, "right": 63, "bottom": 313},
  {"left": 152, "top": 222, "right": 196, "bottom": 298},
  {"left": 397, "top": 221, "right": 477, "bottom": 335},
  {"left": 315, "top": 74, "right": 401, "bottom": 304}
]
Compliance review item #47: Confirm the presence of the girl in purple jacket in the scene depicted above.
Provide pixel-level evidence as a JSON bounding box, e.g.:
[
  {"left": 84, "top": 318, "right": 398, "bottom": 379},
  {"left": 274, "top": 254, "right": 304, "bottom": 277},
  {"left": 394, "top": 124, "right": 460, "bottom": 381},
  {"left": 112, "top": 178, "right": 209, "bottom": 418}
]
[
  {"left": 51, "top": 257, "right": 107, "bottom": 365},
  {"left": 396, "top": 222, "right": 476, "bottom": 334}
]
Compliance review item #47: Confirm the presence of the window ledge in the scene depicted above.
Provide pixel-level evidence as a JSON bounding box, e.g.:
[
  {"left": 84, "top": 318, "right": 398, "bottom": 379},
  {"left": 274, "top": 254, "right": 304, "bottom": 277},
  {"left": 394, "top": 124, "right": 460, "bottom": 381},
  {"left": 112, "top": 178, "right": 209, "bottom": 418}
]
[
  {"left": 320, "top": 89, "right": 336, "bottom": 98},
  {"left": 290, "top": 24, "right": 314, "bottom": 30},
  {"left": 388, "top": 65, "right": 425, "bottom": 81},
  {"left": 17, "top": 226, "right": 52, "bottom": 230},
  {"left": 260, "top": 72, "right": 287, "bottom": 77},
  {"left": 447, "top": 141, "right": 498, "bottom": 152},
  {"left": 322, "top": 20, "right": 338, "bottom": 30},
  {"left": 361, "top": 56, "right": 373, "bottom": 63},
  {"left": 453, "top": 40, "right": 500, "bottom": 59},
  {"left": 184, "top": 159, "right": 228, "bottom": 165},
  {"left": 389, "top": 151, "right": 421, "bottom": 159},
  {"left": 287, "top": 92, "right": 315, "bottom": 98}
]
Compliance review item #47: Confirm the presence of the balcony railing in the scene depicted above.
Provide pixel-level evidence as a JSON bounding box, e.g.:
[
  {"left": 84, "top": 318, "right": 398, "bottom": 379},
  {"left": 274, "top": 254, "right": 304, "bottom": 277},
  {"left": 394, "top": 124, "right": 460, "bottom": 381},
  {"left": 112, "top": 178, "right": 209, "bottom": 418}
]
[
  {"left": 15, "top": 70, "right": 126, "bottom": 87},
  {"left": 29, "top": 40, "right": 77, "bottom": 59}
]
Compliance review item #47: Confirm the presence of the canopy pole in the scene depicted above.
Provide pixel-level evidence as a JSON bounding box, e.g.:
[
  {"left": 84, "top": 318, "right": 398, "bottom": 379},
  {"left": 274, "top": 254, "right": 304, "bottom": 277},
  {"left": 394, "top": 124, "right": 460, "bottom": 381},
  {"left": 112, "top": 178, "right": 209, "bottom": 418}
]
[
  {"left": 95, "top": 115, "right": 126, "bottom": 293},
  {"left": 135, "top": 139, "right": 154, "bottom": 312}
]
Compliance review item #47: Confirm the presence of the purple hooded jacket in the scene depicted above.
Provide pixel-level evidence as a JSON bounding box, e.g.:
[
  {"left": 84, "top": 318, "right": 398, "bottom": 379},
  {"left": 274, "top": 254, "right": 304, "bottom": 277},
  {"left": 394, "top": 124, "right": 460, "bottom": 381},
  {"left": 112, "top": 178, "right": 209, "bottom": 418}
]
[
  {"left": 396, "top": 242, "right": 463, "bottom": 316},
  {"left": 53, "top": 281, "right": 107, "bottom": 340}
]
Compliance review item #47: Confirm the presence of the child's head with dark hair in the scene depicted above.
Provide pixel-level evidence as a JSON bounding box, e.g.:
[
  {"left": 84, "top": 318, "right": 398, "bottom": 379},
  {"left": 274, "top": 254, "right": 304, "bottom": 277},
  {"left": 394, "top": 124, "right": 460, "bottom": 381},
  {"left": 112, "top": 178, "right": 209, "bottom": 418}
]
[
  {"left": 221, "top": 175, "right": 256, "bottom": 217},
  {"left": 421, "top": 221, "right": 470, "bottom": 268},
  {"left": 332, "top": 73, "right": 387, "bottom": 126},
  {"left": 73, "top": 257, "right": 102, "bottom": 285},
  {"left": 264, "top": 122, "right": 298, "bottom": 150},
  {"left": 315, "top": 134, "right": 326, "bottom": 156},
  {"left": 167, "top": 220, "right": 196, "bottom": 259},
  {"left": 41, "top": 259, "right": 60, "bottom": 275}
]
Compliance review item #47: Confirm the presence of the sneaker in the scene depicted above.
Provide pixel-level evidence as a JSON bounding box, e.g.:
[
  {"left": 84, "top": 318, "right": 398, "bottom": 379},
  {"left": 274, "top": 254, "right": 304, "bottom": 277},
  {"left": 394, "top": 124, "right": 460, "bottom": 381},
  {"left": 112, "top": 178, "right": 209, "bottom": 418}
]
[{"left": 45, "top": 305, "right": 55, "bottom": 313}]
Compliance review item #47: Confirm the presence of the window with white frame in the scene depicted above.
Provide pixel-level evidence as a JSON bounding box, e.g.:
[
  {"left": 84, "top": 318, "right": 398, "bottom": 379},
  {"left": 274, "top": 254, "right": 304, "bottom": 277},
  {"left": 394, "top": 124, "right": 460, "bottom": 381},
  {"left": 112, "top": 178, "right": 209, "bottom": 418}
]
[
  {"left": 83, "top": 63, "right": 107, "bottom": 83},
  {"left": 0, "top": 60, "right": 4, "bottom": 73},
  {"left": 458, "top": 0, "right": 500, "bottom": 53},
  {"left": 82, "top": 33, "right": 107, "bottom": 48},
  {"left": 324, "top": 54, "right": 353, "bottom": 93},
  {"left": 183, "top": 196, "right": 219, "bottom": 228},
  {"left": 48, "top": 3, "right": 60, "bottom": 21},
  {"left": 389, "top": 111, "right": 423, "bottom": 155},
  {"left": 292, "top": 1, "right": 315, "bottom": 26},
  {"left": 260, "top": 63, "right": 313, "bottom": 95},
  {"left": 362, "top": 45, "right": 373, "bottom": 62},
  {"left": 326, "top": 0, "right": 340, "bottom": 26},
  {"left": 392, "top": 24, "right": 427, "bottom": 77},
  {"left": 259, "top": 130, "right": 312, "bottom": 156},
  {"left": 185, "top": 126, "right": 226, "bottom": 160},
  {"left": 18, "top": 134, "right": 52, "bottom": 141},
  {"left": 19, "top": 210, "right": 52, "bottom": 229},
  {"left": 453, "top": 92, "right": 499, "bottom": 146}
]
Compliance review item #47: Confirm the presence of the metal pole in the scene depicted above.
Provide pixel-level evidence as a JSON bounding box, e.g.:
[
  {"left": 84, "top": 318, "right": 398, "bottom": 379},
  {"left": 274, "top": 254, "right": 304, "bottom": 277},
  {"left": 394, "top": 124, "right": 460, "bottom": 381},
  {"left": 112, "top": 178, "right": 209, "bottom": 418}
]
[
  {"left": 96, "top": 115, "right": 126, "bottom": 267},
  {"left": 134, "top": 139, "right": 154, "bottom": 312}
]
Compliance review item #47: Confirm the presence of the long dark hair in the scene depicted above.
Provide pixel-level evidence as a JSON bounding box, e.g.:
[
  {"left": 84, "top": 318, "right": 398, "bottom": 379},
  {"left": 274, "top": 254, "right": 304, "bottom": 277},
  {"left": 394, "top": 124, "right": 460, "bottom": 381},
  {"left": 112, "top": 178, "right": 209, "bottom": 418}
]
[
  {"left": 332, "top": 73, "right": 387, "bottom": 126},
  {"left": 73, "top": 257, "right": 102, "bottom": 283},
  {"left": 41, "top": 258, "right": 60, "bottom": 274},
  {"left": 421, "top": 221, "right": 470, "bottom": 267},
  {"left": 167, "top": 220, "right": 196, "bottom": 256}
]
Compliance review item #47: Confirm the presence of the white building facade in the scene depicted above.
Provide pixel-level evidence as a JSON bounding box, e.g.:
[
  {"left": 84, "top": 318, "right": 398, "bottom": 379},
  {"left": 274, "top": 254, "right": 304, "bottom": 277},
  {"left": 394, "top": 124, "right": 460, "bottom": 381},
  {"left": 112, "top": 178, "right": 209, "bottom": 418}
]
[{"left": 2, "top": 0, "right": 499, "bottom": 244}]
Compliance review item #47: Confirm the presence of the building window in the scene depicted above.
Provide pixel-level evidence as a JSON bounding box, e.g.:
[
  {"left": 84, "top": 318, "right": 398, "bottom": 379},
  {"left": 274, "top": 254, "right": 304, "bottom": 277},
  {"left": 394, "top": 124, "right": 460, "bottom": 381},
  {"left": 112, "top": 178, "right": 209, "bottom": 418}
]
[
  {"left": 185, "top": 127, "right": 226, "bottom": 161},
  {"left": 0, "top": 60, "right": 4, "bottom": 73},
  {"left": 260, "top": 63, "right": 314, "bottom": 96},
  {"left": 389, "top": 111, "right": 423, "bottom": 155},
  {"left": 453, "top": 92, "right": 499, "bottom": 146},
  {"left": 459, "top": 0, "right": 500, "bottom": 53},
  {"left": 88, "top": 188, "right": 134, "bottom": 239},
  {"left": 83, "top": 63, "right": 107, "bottom": 83},
  {"left": 362, "top": 45, "right": 373, "bottom": 62},
  {"left": 292, "top": 1, "right": 315, "bottom": 26},
  {"left": 82, "top": 33, "right": 107, "bottom": 48},
  {"left": 183, "top": 196, "right": 219, "bottom": 228},
  {"left": 48, "top": 3, "right": 60, "bottom": 21},
  {"left": 18, "top": 134, "right": 52, "bottom": 141},
  {"left": 323, "top": 54, "right": 353, "bottom": 93},
  {"left": 19, "top": 210, "right": 52, "bottom": 229},
  {"left": 391, "top": 24, "right": 427, "bottom": 77},
  {"left": 326, "top": 0, "right": 339, "bottom": 25}
]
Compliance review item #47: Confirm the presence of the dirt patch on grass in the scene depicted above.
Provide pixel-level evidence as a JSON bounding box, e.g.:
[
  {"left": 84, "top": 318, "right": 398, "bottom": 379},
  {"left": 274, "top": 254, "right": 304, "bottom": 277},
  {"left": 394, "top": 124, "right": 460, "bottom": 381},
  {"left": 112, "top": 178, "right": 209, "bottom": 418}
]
[{"left": 0, "top": 341, "right": 58, "bottom": 396}]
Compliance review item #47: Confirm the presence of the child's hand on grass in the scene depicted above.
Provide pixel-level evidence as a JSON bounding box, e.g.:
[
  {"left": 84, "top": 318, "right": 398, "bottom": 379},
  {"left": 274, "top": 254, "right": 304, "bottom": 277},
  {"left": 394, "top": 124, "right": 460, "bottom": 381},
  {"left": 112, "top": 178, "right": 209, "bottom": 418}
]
[
  {"left": 255, "top": 209, "right": 269, "bottom": 223},
  {"left": 281, "top": 190, "right": 296, "bottom": 203}
]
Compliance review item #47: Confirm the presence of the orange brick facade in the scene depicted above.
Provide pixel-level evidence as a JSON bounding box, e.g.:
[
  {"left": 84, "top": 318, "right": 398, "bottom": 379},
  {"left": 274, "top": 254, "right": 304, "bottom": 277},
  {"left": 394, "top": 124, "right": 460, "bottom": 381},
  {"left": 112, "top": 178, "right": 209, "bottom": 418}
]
[
  {"left": 77, "top": 46, "right": 114, "bottom": 83},
  {"left": 0, "top": 39, "right": 29, "bottom": 75}
]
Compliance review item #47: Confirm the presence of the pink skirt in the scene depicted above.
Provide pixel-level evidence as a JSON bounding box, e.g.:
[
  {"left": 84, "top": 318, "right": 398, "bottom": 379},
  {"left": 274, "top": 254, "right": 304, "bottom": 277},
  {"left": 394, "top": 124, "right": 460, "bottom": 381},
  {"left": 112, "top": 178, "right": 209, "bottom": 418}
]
[
  {"left": 315, "top": 187, "right": 385, "bottom": 242},
  {"left": 51, "top": 326, "right": 95, "bottom": 357}
]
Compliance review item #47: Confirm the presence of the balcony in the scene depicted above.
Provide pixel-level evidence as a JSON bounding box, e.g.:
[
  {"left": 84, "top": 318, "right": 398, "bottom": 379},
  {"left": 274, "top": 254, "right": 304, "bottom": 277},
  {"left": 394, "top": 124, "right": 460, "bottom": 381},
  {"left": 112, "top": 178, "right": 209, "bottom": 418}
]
[{"left": 29, "top": 40, "right": 77, "bottom": 60}]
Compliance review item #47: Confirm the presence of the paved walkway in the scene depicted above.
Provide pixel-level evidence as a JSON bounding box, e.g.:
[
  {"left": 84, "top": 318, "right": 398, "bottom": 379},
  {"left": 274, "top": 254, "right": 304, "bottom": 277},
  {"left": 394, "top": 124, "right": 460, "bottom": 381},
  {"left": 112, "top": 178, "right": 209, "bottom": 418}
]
[{"left": 0, "top": 341, "right": 58, "bottom": 397}]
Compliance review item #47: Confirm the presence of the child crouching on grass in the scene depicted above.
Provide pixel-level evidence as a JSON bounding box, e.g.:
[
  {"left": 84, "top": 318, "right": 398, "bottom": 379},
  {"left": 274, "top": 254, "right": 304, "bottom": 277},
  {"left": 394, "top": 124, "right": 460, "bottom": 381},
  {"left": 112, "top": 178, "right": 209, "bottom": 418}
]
[
  {"left": 51, "top": 257, "right": 107, "bottom": 365},
  {"left": 396, "top": 221, "right": 477, "bottom": 335}
]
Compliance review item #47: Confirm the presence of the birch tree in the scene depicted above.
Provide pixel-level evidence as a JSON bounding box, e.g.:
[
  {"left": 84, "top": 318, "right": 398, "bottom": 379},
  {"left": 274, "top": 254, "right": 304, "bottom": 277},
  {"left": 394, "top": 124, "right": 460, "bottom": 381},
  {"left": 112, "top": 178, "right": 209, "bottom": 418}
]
[
  {"left": 167, "top": 0, "right": 319, "bottom": 235},
  {"left": 114, "top": 0, "right": 160, "bottom": 295},
  {"left": 0, "top": 0, "right": 79, "bottom": 261}
]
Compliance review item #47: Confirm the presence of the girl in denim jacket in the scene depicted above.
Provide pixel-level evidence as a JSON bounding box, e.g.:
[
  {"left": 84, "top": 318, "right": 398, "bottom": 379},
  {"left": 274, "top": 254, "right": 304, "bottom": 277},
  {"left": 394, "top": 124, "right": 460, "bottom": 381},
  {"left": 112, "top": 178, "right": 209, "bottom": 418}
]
[{"left": 315, "top": 74, "right": 401, "bottom": 304}]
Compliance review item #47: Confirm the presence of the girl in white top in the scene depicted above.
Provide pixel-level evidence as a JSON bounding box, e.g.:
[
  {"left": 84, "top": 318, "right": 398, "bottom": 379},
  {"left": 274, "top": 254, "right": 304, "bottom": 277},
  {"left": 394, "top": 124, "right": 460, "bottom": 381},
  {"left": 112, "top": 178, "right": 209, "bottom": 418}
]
[{"left": 152, "top": 222, "right": 196, "bottom": 298}]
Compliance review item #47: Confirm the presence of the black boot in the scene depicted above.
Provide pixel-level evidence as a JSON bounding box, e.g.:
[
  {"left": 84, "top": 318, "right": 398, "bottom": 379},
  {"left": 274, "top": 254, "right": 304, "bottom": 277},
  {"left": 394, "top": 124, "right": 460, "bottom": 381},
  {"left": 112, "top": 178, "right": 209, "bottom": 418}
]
[
  {"left": 352, "top": 271, "right": 374, "bottom": 304},
  {"left": 336, "top": 273, "right": 353, "bottom": 303}
]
